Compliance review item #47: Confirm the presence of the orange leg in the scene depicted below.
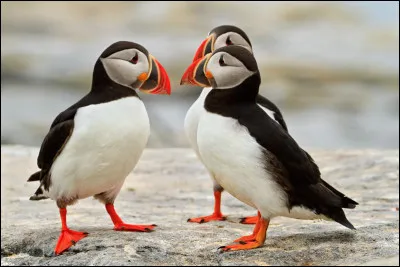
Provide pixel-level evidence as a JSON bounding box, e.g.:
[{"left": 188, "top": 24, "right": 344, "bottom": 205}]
[
  {"left": 219, "top": 215, "right": 270, "bottom": 252},
  {"left": 54, "top": 208, "right": 88, "bottom": 255},
  {"left": 239, "top": 214, "right": 258, "bottom": 225},
  {"left": 187, "top": 191, "right": 227, "bottom": 223},
  {"left": 106, "top": 204, "right": 156, "bottom": 232},
  {"left": 234, "top": 211, "right": 261, "bottom": 243}
]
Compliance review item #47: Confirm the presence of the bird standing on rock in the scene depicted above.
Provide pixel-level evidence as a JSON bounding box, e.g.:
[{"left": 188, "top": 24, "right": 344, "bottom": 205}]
[
  {"left": 27, "top": 41, "right": 171, "bottom": 255},
  {"left": 184, "top": 25, "right": 289, "bottom": 225},
  {"left": 180, "top": 45, "right": 358, "bottom": 252}
]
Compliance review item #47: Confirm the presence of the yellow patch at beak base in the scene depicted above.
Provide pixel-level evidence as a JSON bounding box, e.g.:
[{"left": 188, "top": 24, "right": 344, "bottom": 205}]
[
  {"left": 205, "top": 70, "right": 213, "bottom": 79},
  {"left": 138, "top": 72, "right": 148, "bottom": 82}
]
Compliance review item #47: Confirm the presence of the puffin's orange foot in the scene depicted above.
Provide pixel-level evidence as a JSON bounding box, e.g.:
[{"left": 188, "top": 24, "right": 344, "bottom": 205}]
[
  {"left": 218, "top": 240, "right": 264, "bottom": 252},
  {"left": 114, "top": 223, "right": 157, "bottom": 232},
  {"left": 187, "top": 213, "right": 226, "bottom": 223},
  {"left": 233, "top": 234, "right": 256, "bottom": 243},
  {"left": 54, "top": 229, "right": 88, "bottom": 255},
  {"left": 221, "top": 215, "right": 269, "bottom": 252},
  {"left": 239, "top": 215, "right": 258, "bottom": 224}
]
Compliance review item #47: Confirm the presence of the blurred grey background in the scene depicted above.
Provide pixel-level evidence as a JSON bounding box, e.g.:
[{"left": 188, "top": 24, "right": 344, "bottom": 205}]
[{"left": 1, "top": 1, "right": 399, "bottom": 149}]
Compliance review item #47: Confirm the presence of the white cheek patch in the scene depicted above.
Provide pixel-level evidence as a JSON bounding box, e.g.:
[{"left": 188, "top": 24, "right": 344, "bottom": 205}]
[
  {"left": 108, "top": 49, "right": 138, "bottom": 61},
  {"left": 224, "top": 54, "right": 244, "bottom": 67},
  {"left": 214, "top": 32, "right": 252, "bottom": 53},
  {"left": 101, "top": 58, "right": 139, "bottom": 87},
  {"left": 213, "top": 66, "right": 254, "bottom": 89},
  {"left": 207, "top": 53, "right": 255, "bottom": 90}
]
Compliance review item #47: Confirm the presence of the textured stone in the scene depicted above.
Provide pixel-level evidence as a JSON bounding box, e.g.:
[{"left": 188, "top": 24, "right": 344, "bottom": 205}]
[{"left": 1, "top": 145, "right": 399, "bottom": 266}]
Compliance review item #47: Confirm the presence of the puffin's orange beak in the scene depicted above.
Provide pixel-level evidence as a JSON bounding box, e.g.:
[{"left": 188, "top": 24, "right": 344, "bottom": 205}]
[
  {"left": 192, "top": 35, "right": 214, "bottom": 63},
  {"left": 140, "top": 55, "right": 171, "bottom": 95},
  {"left": 180, "top": 54, "right": 212, "bottom": 87}
]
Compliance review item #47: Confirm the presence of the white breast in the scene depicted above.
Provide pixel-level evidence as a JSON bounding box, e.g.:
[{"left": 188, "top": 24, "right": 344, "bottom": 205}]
[
  {"left": 184, "top": 87, "right": 212, "bottom": 159},
  {"left": 185, "top": 90, "right": 278, "bottom": 158},
  {"left": 48, "top": 96, "right": 150, "bottom": 201},
  {"left": 197, "top": 112, "right": 288, "bottom": 218}
]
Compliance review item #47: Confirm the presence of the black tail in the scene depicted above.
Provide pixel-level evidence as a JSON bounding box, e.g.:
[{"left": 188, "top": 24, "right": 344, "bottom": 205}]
[
  {"left": 309, "top": 181, "right": 358, "bottom": 229},
  {"left": 27, "top": 171, "right": 41, "bottom": 182},
  {"left": 321, "top": 179, "right": 359, "bottom": 209},
  {"left": 329, "top": 208, "right": 356, "bottom": 230},
  {"left": 29, "top": 185, "right": 49, "bottom": 201},
  {"left": 27, "top": 171, "right": 49, "bottom": 201},
  {"left": 342, "top": 196, "right": 358, "bottom": 209}
]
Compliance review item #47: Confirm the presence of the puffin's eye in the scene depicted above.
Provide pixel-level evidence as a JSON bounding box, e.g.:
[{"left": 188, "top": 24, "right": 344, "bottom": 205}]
[
  {"left": 226, "top": 36, "right": 233, "bottom": 45},
  {"left": 130, "top": 53, "right": 138, "bottom": 64},
  {"left": 219, "top": 55, "right": 227, "bottom": 66}
]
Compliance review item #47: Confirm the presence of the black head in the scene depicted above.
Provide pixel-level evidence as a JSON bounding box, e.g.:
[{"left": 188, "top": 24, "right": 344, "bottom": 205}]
[
  {"left": 192, "top": 25, "right": 253, "bottom": 62},
  {"left": 209, "top": 25, "right": 252, "bottom": 48},
  {"left": 92, "top": 41, "right": 171, "bottom": 95},
  {"left": 99, "top": 41, "right": 149, "bottom": 59}
]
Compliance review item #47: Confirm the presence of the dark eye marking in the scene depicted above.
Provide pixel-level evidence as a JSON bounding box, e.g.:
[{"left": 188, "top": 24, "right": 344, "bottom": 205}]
[
  {"left": 219, "top": 55, "right": 227, "bottom": 66},
  {"left": 130, "top": 53, "right": 138, "bottom": 64},
  {"left": 226, "top": 36, "right": 233, "bottom": 45}
]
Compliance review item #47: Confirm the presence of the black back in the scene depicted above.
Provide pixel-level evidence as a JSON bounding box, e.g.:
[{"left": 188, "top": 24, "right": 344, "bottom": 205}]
[{"left": 256, "top": 95, "right": 288, "bottom": 131}]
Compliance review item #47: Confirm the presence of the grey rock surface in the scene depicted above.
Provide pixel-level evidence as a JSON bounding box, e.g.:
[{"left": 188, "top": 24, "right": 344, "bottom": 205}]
[{"left": 1, "top": 145, "right": 399, "bottom": 266}]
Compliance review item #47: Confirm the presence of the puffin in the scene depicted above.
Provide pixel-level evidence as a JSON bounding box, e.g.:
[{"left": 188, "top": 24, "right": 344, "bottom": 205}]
[
  {"left": 180, "top": 45, "right": 358, "bottom": 252},
  {"left": 27, "top": 41, "right": 171, "bottom": 255},
  {"left": 183, "top": 25, "right": 288, "bottom": 225}
]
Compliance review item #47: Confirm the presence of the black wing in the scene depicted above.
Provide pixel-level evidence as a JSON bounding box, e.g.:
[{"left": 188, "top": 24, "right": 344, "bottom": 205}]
[
  {"left": 28, "top": 91, "right": 97, "bottom": 183},
  {"left": 28, "top": 119, "right": 74, "bottom": 191},
  {"left": 36, "top": 92, "right": 94, "bottom": 171},
  {"left": 27, "top": 91, "right": 95, "bottom": 195},
  {"left": 37, "top": 119, "right": 74, "bottom": 171},
  {"left": 31, "top": 86, "right": 138, "bottom": 177},
  {"left": 30, "top": 85, "right": 138, "bottom": 178},
  {"left": 235, "top": 104, "right": 357, "bottom": 208},
  {"left": 242, "top": 106, "right": 320, "bottom": 185},
  {"left": 256, "top": 94, "right": 288, "bottom": 132},
  {"left": 236, "top": 104, "right": 358, "bottom": 229}
]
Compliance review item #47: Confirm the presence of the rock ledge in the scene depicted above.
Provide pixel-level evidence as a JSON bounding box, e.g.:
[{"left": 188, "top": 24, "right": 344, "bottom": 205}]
[{"left": 1, "top": 146, "right": 399, "bottom": 266}]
